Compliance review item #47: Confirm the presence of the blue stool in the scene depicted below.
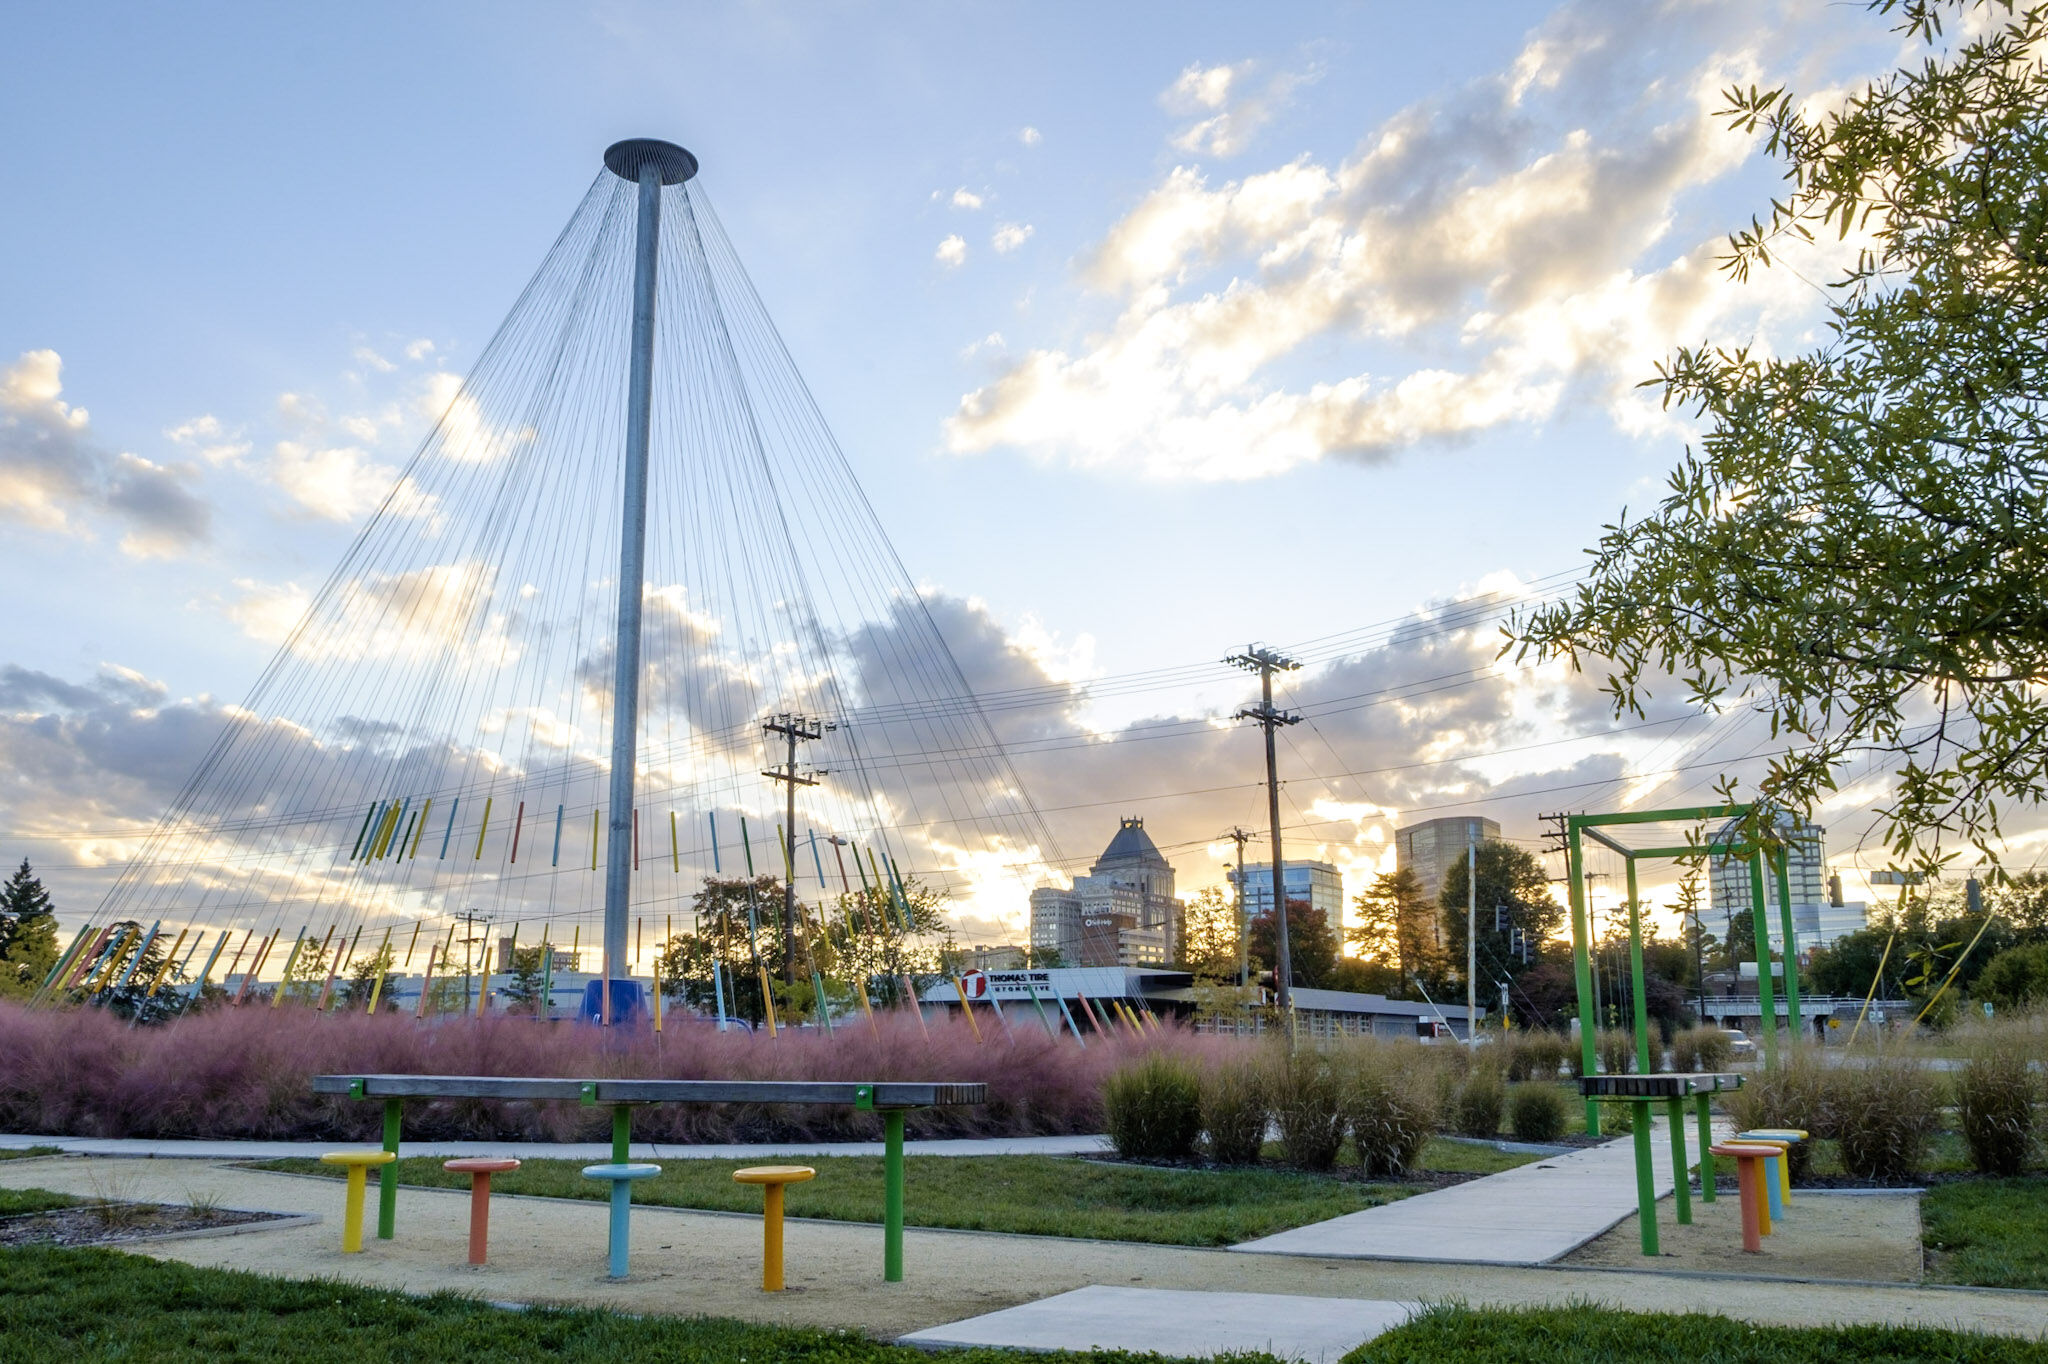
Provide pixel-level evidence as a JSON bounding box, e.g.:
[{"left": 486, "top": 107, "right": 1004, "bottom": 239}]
[
  {"left": 1733, "top": 1132, "right": 1791, "bottom": 1223},
  {"left": 580, "top": 1162, "right": 661, "bottom": 1279}
]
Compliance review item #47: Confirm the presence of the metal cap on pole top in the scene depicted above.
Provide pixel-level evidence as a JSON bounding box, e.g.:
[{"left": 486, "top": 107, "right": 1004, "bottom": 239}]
[{"left": 603, "top": 139, "right": 700, "bottom": 184}]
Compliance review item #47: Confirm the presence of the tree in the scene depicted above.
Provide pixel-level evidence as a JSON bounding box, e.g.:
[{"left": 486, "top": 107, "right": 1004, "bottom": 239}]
[
  {"left": 1438, "top": 841, "right": 1564, "bottom": 995},
  {"left": 78, "top": 920, "right": 188, "bottom": 1024},
  {"left": 1348, "top": 868, "right": 1446, "bottom": 994},
  {"left": 1178, "top": 886, "right": 1241, "bottom": 978},
  {"left": 338, "top": 940, "right": 397, "bottom": 1011},
  {"left": 0, "top": 860, "right": 59, "bottom": 1000},
  {"left": 1248, "top": 899, "right": 1339, "bottom": 989},
  {"left": 499, "top": 944, "right": 549, "bottom": 1015},
  {"left": 1513, "top": 0, "right": 2048, "bottom": 872},
  {"left": 1974, "top": 941, "right": 2048, "bottom": 1010}
]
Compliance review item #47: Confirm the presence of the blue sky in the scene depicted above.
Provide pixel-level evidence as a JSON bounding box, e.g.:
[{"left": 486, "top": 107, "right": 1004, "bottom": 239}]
[{"left": 2, "top": 2, "right": 1954, "bottom": 943}]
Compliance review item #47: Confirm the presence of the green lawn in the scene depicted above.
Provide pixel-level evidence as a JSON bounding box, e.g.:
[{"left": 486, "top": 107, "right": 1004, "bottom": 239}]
[
  {"left": 0, "top": 1187, "right": 82, "bottom": 1217},
  {"left": 0, "top": 1146, "right": 62, "bottom": 1161},
  {"left": 0, "top": 1245, "right": 1242, "bottom": 1363},
  {"left": 258, "top": 1151, "right": 1448, "bottom": 1246},
  {"left": 1353, "top": 1302, "right": 2044, "bottom": 1363},
  {"left": 1923, "top": 1176, "right": 2048, "bottom": 1290}
]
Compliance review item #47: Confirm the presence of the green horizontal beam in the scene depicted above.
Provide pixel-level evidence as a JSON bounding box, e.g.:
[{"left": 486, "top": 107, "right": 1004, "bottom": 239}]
[{"left": 1568, "top": 804, "right": 1748, "bottom": 830}]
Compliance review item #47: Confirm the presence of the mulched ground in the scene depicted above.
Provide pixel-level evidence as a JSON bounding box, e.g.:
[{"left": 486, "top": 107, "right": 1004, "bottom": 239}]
[{"left": 0, "top": 1203, "right": 284, "bottom": 1248}]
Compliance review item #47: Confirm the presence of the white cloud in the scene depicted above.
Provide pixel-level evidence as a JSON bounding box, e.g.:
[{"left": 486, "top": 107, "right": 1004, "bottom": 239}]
[
  {"left": 935, "top": 235, "right": 968, "bottom": 268},
  {"left": 950, "top": 187, "right": 985, "bottom": 210},
  {"left": 1019, "top": 126, "right": 1042, "bottom": 146},
  {"left": 352, "top": 345, "right": 397, "bottom": 374},
  {"left": 269, "top": 440, "right": 435, "bottom": 523},
  {"left": 950, "top": 1, "right": 1857, "bottom": 481},
  {"left": 164, "top": 413, "right": 250, "bottom": 466},
  {"left": 992, "top": 223, "right": 1034, "bottom": 254},
  {"left": 404, "top": 338, "right": 436, "bottom": 361},
  {"left": 1162, "top": 58, "right": 1319, "bottom": 159},
  {"left": 226, "top": 578, "right": 312, "bottom": 643}
]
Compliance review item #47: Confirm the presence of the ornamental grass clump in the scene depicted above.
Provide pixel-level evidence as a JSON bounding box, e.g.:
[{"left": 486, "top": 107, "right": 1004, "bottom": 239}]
[
  {"left": 1102, "top": 1053, "right": 1203, "bottom": 1161},
  {"left": 1338, "top": 1040, "right": 1439, "bottom": 1178},
  {"left": 1198, "top": 1048, "right": 1272, "bottom": 1165},
  {"left": 1273, "top": 1047, "right": 1345, "bottom": 1171},
  {"left": 1722, "top": 1049, "right": 1831, "bottom": 1180},
  {"left": 1521, "top": 1031, "right": 1567, "bottom": 1080},
  {"left": 1508, "top": 1083, "right": 1569, "bottom": 1143},
  {"left": 1669, "top": 1024, "right": 1732, "bottom": 1073},
  {"left": 1830, "top": 1053, "right": 1942, "bottom": 1182},
  {"left": 1596, "top": 1028, "right": 1637, "bottom": 1076},
  {"left": 1451, "top": 1066, "right": 1506, "bottom": 1139},
  {"left": 1957, "top": 1033, "right": 2037, "bottom": 1177}
]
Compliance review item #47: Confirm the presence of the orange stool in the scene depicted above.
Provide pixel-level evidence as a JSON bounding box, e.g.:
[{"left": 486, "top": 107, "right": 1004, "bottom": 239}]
[
  {"left": 1710, "top": 1142, "right": 1780, "bottom": 1252},
  {"left": 733, "top": 1165, "right": 816, "bottom": 1291},
  {"left": 442, "top": 1157, "right": 520, "bottom": 1265}
]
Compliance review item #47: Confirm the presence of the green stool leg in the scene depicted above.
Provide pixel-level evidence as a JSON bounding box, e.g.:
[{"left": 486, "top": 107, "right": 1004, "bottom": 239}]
[
  {"left": 1666, "top": 1096, "right": 1691, "bottom": 1225},
  {"left": 1695, "top": 1093, "right": 1715, "bottom": 1203},
  {"left": 378, "top": 1099, "right": 402, "bottom": 1240},
  {"left": 1631, "top": 1099, "right": 1659, "bottom": 1256},
  {"left": 612, "top": 1105, "right": 632, "bottom": 1165},
  {"left": 883, "top": 1110, "right": 905, "bottom": 1282}
]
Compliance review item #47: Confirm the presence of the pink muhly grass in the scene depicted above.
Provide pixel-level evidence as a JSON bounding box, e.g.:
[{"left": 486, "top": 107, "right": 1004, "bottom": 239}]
[{"left": 0, "top": 1001, "right": 1228, "bottom": 1143}]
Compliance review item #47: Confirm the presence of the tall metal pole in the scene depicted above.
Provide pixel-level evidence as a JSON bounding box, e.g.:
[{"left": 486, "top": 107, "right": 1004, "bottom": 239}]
[
  {"left": 1466, "top": 839, "right": 1477, "bottom": 1048},
  {"left": 599, "top": 138, "right": 698, "bottom": 1010}
]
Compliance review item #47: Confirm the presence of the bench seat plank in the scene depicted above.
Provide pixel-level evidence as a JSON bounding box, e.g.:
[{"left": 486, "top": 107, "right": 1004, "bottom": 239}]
[{"left": 313, "top": 1074, "right": 985, "bottom": 1108}]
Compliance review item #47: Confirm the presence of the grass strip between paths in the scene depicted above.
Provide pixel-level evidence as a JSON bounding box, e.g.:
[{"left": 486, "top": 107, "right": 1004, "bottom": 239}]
[
  {"left": 255, "top": 1152, "right": 1415, "bottom": 1246},
  {"left": 0, "top": 1145, "right": 62, "bottom": 1161},
  {"left": 0, "top": 1187, "right": 82, "bottom": 1217},
  {"left": 1923, "top": 1175, "right": 2048, "bottom": 1290}
]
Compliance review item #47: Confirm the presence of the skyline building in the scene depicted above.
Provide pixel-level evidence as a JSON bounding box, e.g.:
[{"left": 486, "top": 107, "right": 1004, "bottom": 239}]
[
  {"left": 1395, "top": 816, "right": 1501, "bottom": 905},
  {"left": 1030, "top": 817, "right": 1182, "bottom": 966},
  {"left": 1227, "top": 860, "right": 1345, "bottom": 927}
]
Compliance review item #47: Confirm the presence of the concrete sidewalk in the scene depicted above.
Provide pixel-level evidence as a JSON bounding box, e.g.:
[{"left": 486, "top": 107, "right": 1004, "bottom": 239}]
[
  {"left": 0, "top": 1133, "right": 1111, "bottom": 1162},
  {"left": 1234, "top": 1115, "right": 1727, "bottom": 1266}
]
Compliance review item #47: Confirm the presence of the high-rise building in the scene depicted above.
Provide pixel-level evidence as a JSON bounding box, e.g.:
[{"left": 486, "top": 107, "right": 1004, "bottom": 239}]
[
  {"left": 1707, "top": 811, "right": 1864, "bottom": 946},
  {"left": 1228, "top": 861, "right": 1345, "bottom": 924},
  {"left": 1029, "top": 817, "right": 1183, "bottom": 967},
  {"left": 1395, "top": 816, "right": 1501, "bottom": 905}
]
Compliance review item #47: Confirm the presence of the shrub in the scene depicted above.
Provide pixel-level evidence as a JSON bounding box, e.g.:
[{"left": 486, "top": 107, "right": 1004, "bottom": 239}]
[
  {"left": 1508, "top": 1083, "right": 1569, "bottom": 1143},
  {"left": 1273, "top": 1048, "right": 1345, "bottom": 1171},
  {"left": 1830, "top": 1054, "right": 1942, "bottom": 1181},
  {"left": 1451, "top": 1067, "right": 1506, "bottom": 1139},
  {"left": 1722, "top": 1051, "right": 1831, "bottom": 1180},
  {"left": 1102, "top": 1053, "right": 1203, "bottom": 1161},
  {"left": 1502, "top": 1036, "right": 1533, "bottom": 1082},
  {"left": 1338, "top": 1040, "right": 1439, "bottom": 1178},
  {"left": 1974, "top": 943, "right": 2048, "bottom": 1013},
  {"left": 1596, "top": 1028, "right": 1637, "bottom": 1076},
  {"left": 1522, "top": 1031, "right": 1568, "bottom": 1080},
  {"left": 1957, "top": 1036, "right": 2037, "bottom": 1177},
  {"left": 1199, "top": 1049, "right": 1272, "bottom": 1165},
  {"left": 1669, "top": 1024, "right": 1733, "bottom": 1073}
]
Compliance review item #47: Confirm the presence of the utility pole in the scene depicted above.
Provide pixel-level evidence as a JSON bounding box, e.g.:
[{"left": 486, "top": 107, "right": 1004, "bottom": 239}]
[
  {"left": 762, "top": 713, "right": 831, "bottom": 983},
  {"left": 1467, "top": 839, "right": 1478, "bottom": 1049},
  {"left": 1222, "top": 827, "right": 1253, "bottom": 987},
  {"left": 1227, "top": 645, "right": 1301, "bottom": 1012},
  {"left": 453, "top": 909, "right": 494, "bottom": 1015}
]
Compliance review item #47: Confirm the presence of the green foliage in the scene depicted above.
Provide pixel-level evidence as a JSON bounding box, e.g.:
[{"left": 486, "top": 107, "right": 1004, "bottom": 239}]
[
  {"left": 1669, "top": 1024, "right": 1733, "bottom": 1072},
  {"left": 1337, "top": 1041, "right": 1439, "bottom": 1178},
  {"left": 1506, "top": 1084, "right": 1569, "bottom": 1143},
  {"left": 1450, "top": 1066, "right": 1505, "bottom": 1139},
  {"left": 337, "top": 940, "right": 397, "bottom": 1011},
  {"left": 1198, "top": 1050, "right": 1272, "bottom": 1165},
  {"left": 1102, "top": 1054, "right": 1203, "bottom": 1162},
  {"left": 1510, "top": 1, "right": 2048, "bottom": 870},
  {"left": 1956, "top": 1034, "right": 2037, "bottom": 1177},
  {"left": 1832, "top": 1054, "right": 1943, "bottom": 1181},
  {"left": 1178, "top": 885, "right": 1241, "bottom": 978},
  {"left": 1246, "top": 899, "right": 1341, "bottom": 990},
  {"left": 0, "top": 860, "right": 59, "bottom": 1000},
  {"left": 1974, "top": 942, "right": 2048, "bottom": 1012},
  {"left": 1723, "top": 1051, "right": 1832, "bottom": 1180},
  {"left": 1348, "top": 867, "right": 1447, "bottom": 996},
  {"left": 1436, "top": 841, "right": 1562, "bottom": 1001},
  {"left": 1273, "top": 1048, "right": 1345, "bottom": 1171},
  {"left": 1924, "top": 1176, "right": 2048, "bottom": 1291},
  {"left": 1595, "top": 1027, "right": 1636, "bottom": 1075},
  {"left": 497, "top": 944, "right": 549, "bottom": 1015}
]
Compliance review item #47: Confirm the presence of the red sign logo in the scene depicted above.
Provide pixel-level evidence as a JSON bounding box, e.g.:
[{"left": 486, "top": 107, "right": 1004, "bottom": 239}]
[{"left": 960, "top": 969, "right": 989, "bottom": 1000}]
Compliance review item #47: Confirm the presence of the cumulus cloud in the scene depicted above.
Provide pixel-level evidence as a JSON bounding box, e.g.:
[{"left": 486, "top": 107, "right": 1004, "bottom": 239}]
[
  {"left": 1019, "top": 126, "right": 1042, "bottom": 146},
  {"left": 948, "top": 1, "right": 1859, "bottom": 481},
  {"left": 950, "top": 187, "right": 985, "bottom": 210},
  {"left": 992, "top": 223, "right": 1034, "bottom": 254},
  {"left": 269, "top": 440, "right": 435, "bottom": 523},
  {"left": 935, "top": 235, "right": 967, "bottom": 268},
  {"left": 1162, "top": 58, "right": 1318, "bottom": 158},
  {"left": 0, "top": 350, "right": 211, "bottom": 554}
]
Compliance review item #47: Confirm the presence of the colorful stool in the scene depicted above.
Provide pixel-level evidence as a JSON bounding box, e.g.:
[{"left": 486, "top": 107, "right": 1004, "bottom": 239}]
[
  {"left": 580, "top": 1162, "right": 661, "bottom": 1280},
  {"left": 1733, "top": 1133, "right": 1793, "bottom": 1224},
  {"left": 733, "top": 1165, "right": 816, "bottom": 1291},
  {"left": 1709, "top": 1142, "right": 1780, "bottom": 1252},
  {"left": 1737, "top": 1128, "right": 1806, "bottom": 1209},
  {"left": 319, "top": 1149, "right": 397, "bottom": 1253},
  {"left": 442, "top": 1157, "right": 520, "bottom": 1265}
]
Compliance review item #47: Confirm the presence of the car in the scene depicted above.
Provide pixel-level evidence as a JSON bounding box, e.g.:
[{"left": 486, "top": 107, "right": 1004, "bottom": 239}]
[{"left": 1721, "top": 1028, "right": 1757, "bottom": 1059}]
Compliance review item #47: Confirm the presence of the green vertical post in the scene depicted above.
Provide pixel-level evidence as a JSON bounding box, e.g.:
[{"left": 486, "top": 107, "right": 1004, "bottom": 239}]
[
  {"left": 378, "top": 1098, "right": 402, "bottom": 1240},
  {"left": 612, "top": 1105, "right": 632, "bottom": 1164},
  {"left": 1773, "top": 849, "right": 1803, "bottom": 1045},
  {"left": 1665, "top": 1096, "right": 1691, "bottom": 1225},
  {"left": 1748, "top": 852, "right": 1780, "bottom": 1070},
  {"left": 1566, "top": 823, "right": 1599, "bottom": 1134},
  {"left": 1631, "top": 1099, "right": 1659, "bottom": 1256},
  {"left": 1625, "top": 857, "right": 1651, "bottom": 1074},
  {"left": 883, "top": 1110, "right": 906, "bottom": 1282},
  {"left": 1695, "top": 1092, "right": 1716, "bottom": 1203}
]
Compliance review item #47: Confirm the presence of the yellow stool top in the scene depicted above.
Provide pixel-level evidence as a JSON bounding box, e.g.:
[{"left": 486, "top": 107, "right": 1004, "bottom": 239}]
[
  {"left": 1740, "top": 1128, "right": 1808, "bottom": 1141},
  {"left": 320, "top": 1150, "right": 397, "bottom": 1169},
  {"left": 733, "top": 1165, "right": 816, "bottom": 1186}
]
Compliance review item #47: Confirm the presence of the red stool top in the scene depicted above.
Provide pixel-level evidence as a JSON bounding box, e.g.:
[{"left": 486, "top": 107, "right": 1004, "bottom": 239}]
[
  {"left": 443, "top": 1157, "right": 521, "bottom": 1174},
  {"left": 1709, "top": 1143, "right": 1781, "bottom": 1158}
]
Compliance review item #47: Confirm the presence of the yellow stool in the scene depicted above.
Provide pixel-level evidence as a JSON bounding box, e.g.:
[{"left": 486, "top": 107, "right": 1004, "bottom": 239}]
[
  {"left": 733, "top": 1165, "right": 815, "bottom": 1291},
  {"left": 320, "top": 1149, "right": 397, "bottom": 1253}
]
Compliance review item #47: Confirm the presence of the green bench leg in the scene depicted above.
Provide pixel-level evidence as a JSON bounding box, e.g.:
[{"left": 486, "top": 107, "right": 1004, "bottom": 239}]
[
  {"left": 378, "top": 1098, "right": 402, "bottom": 1240},
  {"left": 884, "top": 1110, "right": 905, "bottom": 1282},
  {"left": 1666, "top": 1096, "right": 1691, "bottom": 1226},
  {"left": 1695, "top": 1093, "right": 1715, "bottom": 1203},
  {"left": 613, "top": 1105, "right": 632, "bottom": 1164},
  {"left": 1631, "top": 1099, "right": 1659, "bottom": 1256}
]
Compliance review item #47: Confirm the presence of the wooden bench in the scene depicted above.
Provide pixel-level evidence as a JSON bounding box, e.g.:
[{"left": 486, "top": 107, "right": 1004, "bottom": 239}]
[
  {"left": 1577, "top": 1071, "right": 1744, "bottom": 1255},
  {"left": 312, "top": 1073, "right": 986, "bottom": 1281}
]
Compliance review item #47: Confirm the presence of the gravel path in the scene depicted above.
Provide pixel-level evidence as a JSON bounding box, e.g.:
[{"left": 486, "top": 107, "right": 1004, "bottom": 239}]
[{"left": 2, "top": 1156, "right": 2043, "bottom": 1342}]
